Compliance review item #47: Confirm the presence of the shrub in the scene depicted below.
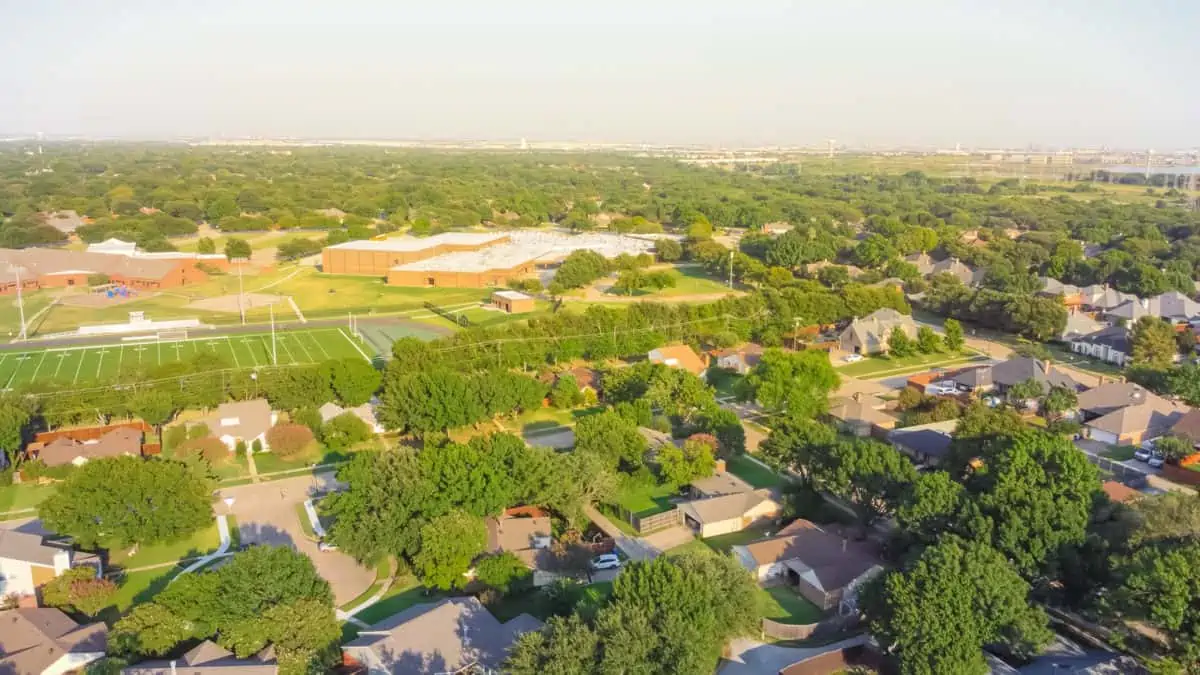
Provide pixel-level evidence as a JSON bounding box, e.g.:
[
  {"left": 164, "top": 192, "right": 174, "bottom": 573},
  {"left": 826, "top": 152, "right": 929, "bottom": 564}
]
[
  {"left": 292, "top": 407, "right": 323, "bottom": 434},
  {"left": 475, "top": 552, "right": 531, "bottom": 594},
  {"left": 179, "top": 437, "right": 231, "bottom": 465},
  {"left": 187, "top": 423, "right": 210, "bottom": 440},
  {"left": 251, "top": 439, "right": 263, "bottom": 454},
  {"left": 266, "top": 423, "right": 316, "bottom": 458},
  {"left": 234, "top": 440, "right": 247, "bottom": 457},
  {"left": 41, "top": 566, "right": 116, "bottom": 617},
  {"left": 163, "top": 425, "right": 188, "bottom": 451},
  {"left": 321, "top": 413, "right": 373, "bottom": 451}
]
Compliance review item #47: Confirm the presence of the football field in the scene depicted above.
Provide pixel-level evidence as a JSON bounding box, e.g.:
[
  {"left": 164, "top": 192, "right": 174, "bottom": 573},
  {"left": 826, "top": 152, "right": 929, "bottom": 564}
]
[{"left": 0, "top": 327, "right": 372, "bottom": 389}]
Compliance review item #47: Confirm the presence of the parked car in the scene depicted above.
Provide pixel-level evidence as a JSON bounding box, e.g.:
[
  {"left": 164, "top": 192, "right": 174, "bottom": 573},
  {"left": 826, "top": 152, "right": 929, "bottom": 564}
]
[
  {"left": 1133, "top": 447, "right": 1153, "bottom": 462},
  {"left": 318, "top": 540, "right": 339, "bottom": 552},
  {"left": 842, "top": 353, "right": 864, "bottom": 363},
  {"left": 1148, "top": 451, "right": 1165, "bottom": 469},
  {"left": 926, "top": 383, "right": 958, "bottom": 396},
  {"left": 590, "top": 553, "right": 622, "bottom": 571}
]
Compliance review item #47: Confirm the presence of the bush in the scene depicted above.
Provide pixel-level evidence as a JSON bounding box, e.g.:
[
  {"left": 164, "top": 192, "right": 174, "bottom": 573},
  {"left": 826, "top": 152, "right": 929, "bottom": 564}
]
[
  {"left": 292, "top": 407, "right": 323, "bottom": 434},
  {"left": 321, "top": 413, "right": 373, "bottom": 451},
  {"left": 234, "top": 440, "right": 247, "bottom": 457},
  {"left": 475, "top": 552, "right": 532, "bottom": 594},
  {"left": 179, "top": 437, "right": 232, "bottom": 465},
  {"left": 41, "top": 566, "right": 116, "bottom": 617},
  {"left": 650, "top": 415, "right": 672, "bottom": 434},
  {"left": 266, "top": 423, "right": 316, "bottom": 458},
  {"left": 22, "top": 459, "right": 75, "bottom": 482},
  {"left": 163, "top": 425, "right": 188, "bottom": 451},
  {"left": 187, "top": 423, "right": 210, "bottom": 440},
  {"left": 251, "top": 439, "right": 263, "bottom": 454},
  {"left": 0, "top": 469, "right": 13, "bottom": 487}
]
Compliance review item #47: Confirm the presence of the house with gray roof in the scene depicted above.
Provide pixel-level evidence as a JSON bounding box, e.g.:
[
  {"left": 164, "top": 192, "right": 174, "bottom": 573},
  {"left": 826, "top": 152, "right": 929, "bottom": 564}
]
[
  {"left": 123, "top": 640, "right": 277, "bottom": 675},
  {"left": 679, "top": 488, "right": 782, "bottom": 539},
  {"left": 1107, "top": 291, "right": 1200, "bottom": 324},
  {"left": 0, "top": 530, "right": 101, "bottom": 602},
  {"left": 905, "top": 253, "right": 984, "bottom": 286},
  {"left": 888, "top": 420, "right": 957, "bottom": 466},
  {"left": 0, "top": 608, "right": 108, "bottom": 675},
  {"left": 947, "top": 357, "right": 1081, "bottom": 397},
  {"left": 1069, "top": 326, "right": 1132, "bottom": 367},
  {"left": 1060, "top": 312, "right": 1106, "bottom": 342},
  {"left": 838, "top": 308, "right": 917, "bottom": 355},
  {"left": 342, "top": 597, "right": 541, "bottom": 675},
  {"left": 1076, "top": 382, "right": 1190, "bottom": 446}
]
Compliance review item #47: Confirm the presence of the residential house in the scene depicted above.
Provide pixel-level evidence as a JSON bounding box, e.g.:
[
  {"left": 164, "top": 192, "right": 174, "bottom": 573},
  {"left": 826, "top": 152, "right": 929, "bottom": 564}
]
[
  {"left": 905, "top": 253, "right": 984, "bottom": 286},
  {"left": 690, "top": 466, "right": 755, "bottom": 498},
  {"left": 827, "top": 394, "right": 897, "bottom": 438},
  {"left": 1107, "top": 291, "right": 1200, "bottom": 324},
  {"left": 205, "top": 399, "right": 276, "bottom": 452},
  {"left": 1039, "top": 277, "right": 1086, "bottom": 313},
  {"left": 986, "top": 635, "right": 1143, "bottom": 675},
  {"left": 763, "top": 222, "right": 793, "bottom": 235},
  {"left": 647, "top": 345, "right": 708, "bottom": 377},
  {"left": 1069, "top": 326, "right": 1132, "bottom": 367},
  {"left": 0, "top": 530, "right": 101, "bottom": 603},
  {"left": 342, "top": 597, "right": 542, "bottom": 675},
  {"left": 1079, "top": 284, "right": 1138, "bottom": 312},
  {"left": 889, "top": 419, "right": 958, "bottom": 466},
  {"left": 1060, "top": 312, "right": 1106, "bottom": 341},
  {"left": 1076, "top": 382, "right": 1189, "bottom": 446},
  {"left": 713, "top": 343, "right": 764, "bottom": 375},
  {"left": 26, "top": 427, "right": 143, "bottom": 467},
  {"left": 1101, "top": 481, "right": 1142, "bottom": 504},
  {"left": 731, "top": 519, "right": 882, "bottom": 613},
  {"left": 804, "top": 261, "right": 864, "bottom": 278},
  {"left": 1169, "top": 408, "right": 1200, "bottom": 449},
  {"left": 949, "top": 356, "right": 1082, "bottom": 397},
  {"left": 123, "top": 640, "right": 277, "bottom": 675},
  {"left": 837, "top": 308, "right": 918, "bottom": 355},
  {"left": 564, "top": 366, "right": 600, "bottom": 396},
  {"left": 678, "top": 488, "right": 782, "bottom": 539},
  {"left": 0, "top": 608, "right": 108, "bottom": 675},
  {"left": 484, "top": 512, "right": 553, "bottom": 571},
  {"left": 318, "top": 401, "right": 384, "bottom": 434}
]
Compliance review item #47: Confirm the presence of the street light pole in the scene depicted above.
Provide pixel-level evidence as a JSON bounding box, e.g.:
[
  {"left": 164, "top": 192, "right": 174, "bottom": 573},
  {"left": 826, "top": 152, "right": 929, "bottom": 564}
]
[
  {"left": 236, "top": 259, "right": 246, "bottom": 325},
  {"left": 14, "top": 265, "right": 27, "bottom": 340}
]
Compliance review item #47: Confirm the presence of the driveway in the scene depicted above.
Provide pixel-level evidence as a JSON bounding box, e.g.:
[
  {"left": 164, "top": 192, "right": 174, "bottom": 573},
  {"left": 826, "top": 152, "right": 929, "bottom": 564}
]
[
  {"left": 1074, "top": 439, "right": 1160, "bottom": 478},
  {"left": 640, "top": 526, "right": 694, "bottom": 555},
  {"left": 215, "top": 471, "right": 376, "bottom": 605},
  {"left": 0, "top": 517, "right": 51, "bottom": 535},
  {"left": 719, "top": 635, "right": 868, "bottom": 675}
]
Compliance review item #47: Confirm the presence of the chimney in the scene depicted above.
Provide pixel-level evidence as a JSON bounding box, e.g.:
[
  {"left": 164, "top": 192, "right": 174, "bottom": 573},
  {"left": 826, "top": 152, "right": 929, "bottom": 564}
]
[{"left": 715, "top": 459, "right": 727, "bottom": 474}]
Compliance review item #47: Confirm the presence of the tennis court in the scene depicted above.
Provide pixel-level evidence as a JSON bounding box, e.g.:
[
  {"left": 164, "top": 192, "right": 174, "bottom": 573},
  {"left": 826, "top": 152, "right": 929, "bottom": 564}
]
[{"left": 0, "top": 327, "right": 372, "bottom": 389}]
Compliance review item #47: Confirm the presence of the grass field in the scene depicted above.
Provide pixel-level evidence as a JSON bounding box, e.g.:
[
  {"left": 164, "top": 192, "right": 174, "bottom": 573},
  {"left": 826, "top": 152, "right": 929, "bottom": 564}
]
[
  {"left": 0, "top": 327, "right": 370, "bottom": 388},
  {"left": 836, "top": 349, "right": 985, "bottom": 378},
  {"left": 106, "top": 520, "right": 224, "bottom": 568}
]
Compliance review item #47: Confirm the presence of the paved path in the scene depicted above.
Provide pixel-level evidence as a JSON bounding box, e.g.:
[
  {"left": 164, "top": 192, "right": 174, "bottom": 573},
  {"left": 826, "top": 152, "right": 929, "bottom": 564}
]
[
  {"left": 583, "top": 504, "right": 658, "bottom": 562},
  {"left": 172, "top": 515, "right": 232, "bottom": 578},
  {"left": 245, "top": 451, "right": 261, "bottom": 483},
  {"left": 216, "top": 472, "right": 375, "bottom": 605},
  {"left": 719, "top": 635, "right": 867, "bottom": 675}
]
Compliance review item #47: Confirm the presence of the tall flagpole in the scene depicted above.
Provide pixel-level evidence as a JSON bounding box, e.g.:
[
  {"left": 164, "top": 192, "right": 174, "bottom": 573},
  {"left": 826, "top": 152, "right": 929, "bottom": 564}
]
[
  {"left": 236, "top": 259, "right": 246, "bottom": 325},
  {"left": 270, "top": 302, "right": 277, "bottom": 365},
  {"left": 14, "top": 265, "right": 27, "bottom": 340}
]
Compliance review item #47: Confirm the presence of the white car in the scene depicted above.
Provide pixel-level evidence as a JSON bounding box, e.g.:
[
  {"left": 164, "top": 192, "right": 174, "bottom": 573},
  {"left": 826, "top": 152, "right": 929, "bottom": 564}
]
[
  {"left": 317, "top": 540, "right": 339, "bottom": 552},
  {"left": 926, "top": 383, "right": 958, "bottom": 396},
  {"left": 590, "top": 554, "right": 622, "bottom": 571},
  {"left": 842, "top": 354, "right": 864, "bottom": 363},
  {"left": 1148, "top": 451, "right": 1165, "bottom": 469}
]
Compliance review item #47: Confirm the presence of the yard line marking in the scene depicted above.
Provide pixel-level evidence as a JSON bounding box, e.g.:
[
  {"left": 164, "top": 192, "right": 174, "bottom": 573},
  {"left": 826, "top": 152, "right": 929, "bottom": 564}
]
[
  {"left": 227, "top": 337, "right": 241, "bottom": 369},
  {"left": 242, "top": 338, "right": 260, "bottom": 367},
  {"left": 291, "top": 333, "right": 316, "bottom": 363},
  {"left": 308, "top": 331, "right": 333, "bottom": 359},
  {"left": 276, "top": 335, "right": 298, "bottom": 365},
  {"left": 28, "top": 351, "right": 47, "bottom": 384},
  {"left": 157, "top": 341, "right": 162, "bottom": 365},
  {"left": 72, "top": 350, "right": 86, "bottom": 384},
  {"left": 259, "top": 335, "right": 275, "bottom": 365},
  {"left": 5, "top": 356, "right": 30, "bottom": 389},
  {"left": 338, "top": 328, "right": 372, "bottom": 362},
  {"left": 117, "top": 345, "right": 125, "bottom": 376},
  {"left": 53, "top": 352, "right": 67, "bottom": 378},
  {"left": 95, "top": 349, "right": 106, "bottom": 380}
]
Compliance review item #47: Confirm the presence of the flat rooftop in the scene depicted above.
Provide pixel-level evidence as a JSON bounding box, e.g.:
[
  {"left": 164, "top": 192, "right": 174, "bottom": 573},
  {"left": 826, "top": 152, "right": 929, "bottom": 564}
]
[
  {"left": 389, "top": 230, "right": 656, "bottom": 273},
  {"left": 327, "top": 232, "right": 508, "bottom": 252}
]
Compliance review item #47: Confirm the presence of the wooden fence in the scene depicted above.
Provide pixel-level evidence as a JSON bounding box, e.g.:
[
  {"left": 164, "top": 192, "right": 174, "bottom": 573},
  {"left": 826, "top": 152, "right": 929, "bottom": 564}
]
[{"left": 632, "top": 508, "right": 683, "bottom": 534}]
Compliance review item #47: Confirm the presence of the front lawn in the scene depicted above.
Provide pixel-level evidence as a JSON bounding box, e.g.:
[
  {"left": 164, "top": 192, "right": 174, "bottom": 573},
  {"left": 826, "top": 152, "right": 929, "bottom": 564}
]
[
  {"left": 339, "top": 558, "right": 394, "bottom": 611},
  {"left": 97, "top": 566, "right": 182, "bottom": 624},
  {"left": 837, "top": 350, "right": 982, "bottom": 378},
  {"left": 726, "top": 454, "right": 785, "bottom": 489},
  {"left": 702, "top": 526, "right": 775, "bottom": 554},
  {"left": 759, "top": 586, "right": 824, "bottom": 625},
  {"left": 105, "top": 520, "right": 223, "bottom": 569},
  {"left": 613, "top": 480, "right": 680, "bottom": 518},
  {"left": 353, "top": 580, "right": 443, "bottom": 626},
  {"left": 1105, "top": 445, "right": 1138, "bottom": 461},
  {"left": 0, "top": 482, "right": 57, "bottom": 514}
]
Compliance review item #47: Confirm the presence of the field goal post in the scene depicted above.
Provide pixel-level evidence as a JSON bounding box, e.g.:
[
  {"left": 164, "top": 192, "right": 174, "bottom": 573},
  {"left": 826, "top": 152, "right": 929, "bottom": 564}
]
[{"left": 156, "top": 328, "right": 189, "bottom": 342}]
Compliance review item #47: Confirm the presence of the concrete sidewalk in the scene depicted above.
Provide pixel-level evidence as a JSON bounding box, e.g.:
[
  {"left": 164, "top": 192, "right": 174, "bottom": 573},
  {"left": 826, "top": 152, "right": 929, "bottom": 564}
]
[{"left": 583, "top": 504, "right": 659, "bottom": 561}]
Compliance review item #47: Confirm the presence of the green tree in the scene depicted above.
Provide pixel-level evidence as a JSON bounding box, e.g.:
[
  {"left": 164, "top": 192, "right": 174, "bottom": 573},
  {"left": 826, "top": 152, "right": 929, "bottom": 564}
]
[
  {"left": 476, "top": 551, "right": 532, "bottom": 594},
  {"left": 507, "top": 614, "right": 599, "bottom": 675},
  {"left": 320, "top": 412, "right": 373, "bottom": 450},
  {"left": 654, "top": 238, "right": 682, "bottom": 262},
  {"left": 111, "top": 603, "right": 194, "bottom": 657},
  {"left": 1156, "top": 435, "right": 1194, "bottom": 464},
  {"left": 223, "top": 237, "right": 252, "bottom": 261},
  {"left": 888, "top": 328, "right": 916, "bottom": 357},
  {"left": 814, "top": 438, "right": 917, "bottom": 528},
  {"left": 39, "top": 457, "right": 214, "bottom": 548},
  {"left": 1039, "top": 385, "right": 1078, "bottom": 420},
  {"left": 323, "top": 358, "right": 381, "bottom": 407},
  {"left": 916, "top": 326, "right": 943, "bottom": 354},
  {"left": 414, "top": 510, "right": 487, "bottom": 590},
  {"left": 1116, "top": 541, "right": 1200, "bottom": 664},
  {"left": 1132, "top": 316, "right": 1180, "bottom": 369},
  {"left": 573, "top": 410, "right": 647, "bottom": 470},
  {"left": 0, "top": 399, "right": 33, "bottom": 467},
  {"left": 1007, "top": 377, "right": 1046, "bottom": 406},
  {"left": 129, "top": 388, "right": 177, "bottom": 441},
  {"left": 740, "top": 348, "right": 839, "bottom": 418},
  {"left": 943, "top": 318, "right": 965, "bottom": 352},
  {"left": 41, "top": 566, "right": 117, "bottom": 617},
  {"left": 549, "top": 374, "right": 584, "bottom": 409},
  {"left": 196, "top": 237, "right": 216, "bottom": 254},
  {"left": 863, "top": 537, "right": 1051, "bottom": 675},
  {"left": 657, "top": 438, "right": 716, "bottom": 487}
]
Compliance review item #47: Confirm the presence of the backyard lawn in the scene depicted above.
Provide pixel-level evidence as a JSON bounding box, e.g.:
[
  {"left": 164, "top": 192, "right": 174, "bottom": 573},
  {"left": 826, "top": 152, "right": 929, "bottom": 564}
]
[
  {"left": 702, "top": 526, "right": 775, "bottom": 554},
  {"left": 105, "top": 518, "right": 224, "bottom": 568},
  {"left": 613, "top": 480, "right": 680, "bottom": 517},
  {"left": 759, "top": 586, "right": 824, "bottom": 625},
  {"left": 727, "top": 454, "right": 785, "bottom": 489},
  {"left": 97, "top": 566, "right": 182, "bottom": 624},
  {"left": 837, "top": 349, "right": 984, "bottom": 378},
  {"left": 352, "top": 579, "right": 442, "bottom": 626}
]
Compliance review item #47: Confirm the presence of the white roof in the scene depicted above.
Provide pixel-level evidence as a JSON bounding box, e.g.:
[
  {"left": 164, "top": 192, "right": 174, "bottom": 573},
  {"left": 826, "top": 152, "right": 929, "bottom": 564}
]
[
  {"left": 326, "top": 232, "right": 508, "bottom": 252},
  {"left": 493, "top": 290, "right": 532, "bottom": 301},
  {"left": 390, "top": 230, "right": 655, "bottom": 273},
  {"left": 86, "top": 238, "right": 139, "bottom": 255}
]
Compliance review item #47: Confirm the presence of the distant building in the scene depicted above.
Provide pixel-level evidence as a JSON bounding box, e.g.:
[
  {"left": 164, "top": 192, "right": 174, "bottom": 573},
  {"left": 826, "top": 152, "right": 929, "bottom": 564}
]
[
  {"left": 204, "top": 399, "right": 277, "bottom": 452},
  {"left": 491, "top": 290, "right": 535, "bottom": 314},
  {"left": 123, "top": 640, "right": 277, "bottom": 675},
  {"left": 648, "top": 344, "right": 708, "bottom": 377},
  {"left": 318, "top": 401, "right": 383, "bottom": 434},
  {"left": 0, "top": 531, "right": 101, "bottom": 604},
  {"left": 712, "top": 343, "right": 764, "bottom": 375},
  {"left": 1070, "top": 326, "right": 1132, "bottom": 367},
  {"left": 0, "top": 245, "right": 224, "bottom": 295},
  {"left": 889, "top": 420, "right": 958, "bottom": 466}
]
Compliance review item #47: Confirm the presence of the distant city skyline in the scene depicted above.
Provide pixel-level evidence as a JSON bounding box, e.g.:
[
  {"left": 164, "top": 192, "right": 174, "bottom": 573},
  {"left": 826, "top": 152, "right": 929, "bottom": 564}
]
[{"left": 1, "top": 1, "right": 1197, "bottom": 148}]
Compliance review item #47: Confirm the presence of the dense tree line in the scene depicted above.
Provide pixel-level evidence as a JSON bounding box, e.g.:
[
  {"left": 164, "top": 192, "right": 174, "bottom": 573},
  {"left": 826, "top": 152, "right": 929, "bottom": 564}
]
[{"left": 918, "top": 274, "right": 1067, "bottom": 341}]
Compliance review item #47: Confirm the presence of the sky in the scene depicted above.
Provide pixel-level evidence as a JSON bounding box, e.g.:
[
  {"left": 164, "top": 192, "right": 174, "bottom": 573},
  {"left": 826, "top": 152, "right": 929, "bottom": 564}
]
[{"left": 1, "top": 0, "right": 1196, "bottom": 148}]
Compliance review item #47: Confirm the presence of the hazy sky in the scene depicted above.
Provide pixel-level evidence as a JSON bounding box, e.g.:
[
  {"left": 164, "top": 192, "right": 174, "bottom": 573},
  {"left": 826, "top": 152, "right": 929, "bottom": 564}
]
[{"left": 1, "top": 0, "right": 1196, "bottom": 148}]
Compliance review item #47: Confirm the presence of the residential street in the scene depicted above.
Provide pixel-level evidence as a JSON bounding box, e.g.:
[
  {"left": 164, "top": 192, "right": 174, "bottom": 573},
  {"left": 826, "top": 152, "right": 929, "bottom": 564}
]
[
  {"left": 719, "top": 635, "right": 868, "bottom": 675},
  {"left": 215, "top": 471, "right": 376, "bottom": 605}
]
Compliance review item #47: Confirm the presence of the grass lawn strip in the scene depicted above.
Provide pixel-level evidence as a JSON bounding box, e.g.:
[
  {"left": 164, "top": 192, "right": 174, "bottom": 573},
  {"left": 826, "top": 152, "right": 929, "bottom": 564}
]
[
  {"left": 837, "top": 349, "right": 983, "bottom": 378},
  {"left": 352, "top": 579, "right": 441, "bottom": 626},
  {"left": 339, "top": 558, "right": 393, "bottom": 611},
  {"left": 726, "top": 454, "right": 784, "bottom": 489},
  {"left": 106, "top": 520, "right": 223, "bottom": 568},
  {"left": 0, "top": 482, "right": 57, "bottom": 513},
  {"left": 759, "top": 586, "right": 824, "bottom": 625}
]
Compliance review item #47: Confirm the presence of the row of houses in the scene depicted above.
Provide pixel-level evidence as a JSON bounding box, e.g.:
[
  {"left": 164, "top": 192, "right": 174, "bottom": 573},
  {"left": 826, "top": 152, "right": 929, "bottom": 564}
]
[
  {"left": 1041, "top": 278, "right": 1200, "bottom": 324},
  {"left": 0, "top": 240, "right": 230, "bottom": 295}
]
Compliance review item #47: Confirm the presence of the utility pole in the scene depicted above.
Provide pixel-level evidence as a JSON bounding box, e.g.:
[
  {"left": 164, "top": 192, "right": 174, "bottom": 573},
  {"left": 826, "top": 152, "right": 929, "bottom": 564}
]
[
  {"left": 728, "top": 250, "right": 734, "bottom": 289},
  {"left": 236, "top": 259, "right": 246, "bottom": 325},
  {"left": 14, "top": 265, "right": 26, "bottom": 340},
  {"left": 269, "top": 302, "right": 277, "bottom": 365}
]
